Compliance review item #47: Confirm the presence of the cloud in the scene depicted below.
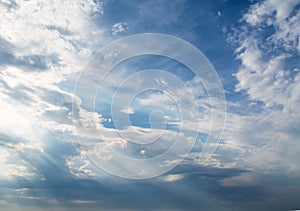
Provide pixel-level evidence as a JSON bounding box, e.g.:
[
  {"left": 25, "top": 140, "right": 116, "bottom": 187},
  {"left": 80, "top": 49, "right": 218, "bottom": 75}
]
[
  {"left": 162, "top": 174, "right": 185, "bottom": 182},
  {"left": 223, "top": 0, "right": 300, "bottom": 173},
  {"left": 111, "top": 22, "right": 128, "bottom": 35},
  {"left": 0, "top": 0, "right": 107, "bottom": 183},
  {"left": 221, "top": 172, "right": 260, "bottom": 187},
  {"left": 0, "top": 0, "right": 299, "bottom": 209},
  {"left": 120, "top": 107, "right": 135, "bottom": 114},
  {"left": 0, "top": 163, "right": 265, "bottom": 211},
  {"left": 244, "top": 0, "right": 300, "bottom": 26}
]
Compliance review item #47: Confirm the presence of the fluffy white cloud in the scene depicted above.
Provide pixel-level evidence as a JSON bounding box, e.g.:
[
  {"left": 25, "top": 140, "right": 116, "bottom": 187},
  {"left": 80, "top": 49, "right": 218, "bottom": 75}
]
[
  {"left": 223, "top": 0, "right": 300, "bottom": 173},
  {"left": 0, "top": 0, "right": 106, "bottom": 179},
  {"left": 1, "top": 0, "right": 298, "bottom": 183},
  {"left": 111, "top": 22, "right": 128, "bottom": 35}
]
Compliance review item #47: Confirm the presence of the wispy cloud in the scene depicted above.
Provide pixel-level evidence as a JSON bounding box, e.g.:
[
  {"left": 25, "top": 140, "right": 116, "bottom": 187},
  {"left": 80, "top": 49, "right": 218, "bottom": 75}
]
[{"left": 223, "top": 0, "right": 300, "bottom": 172}]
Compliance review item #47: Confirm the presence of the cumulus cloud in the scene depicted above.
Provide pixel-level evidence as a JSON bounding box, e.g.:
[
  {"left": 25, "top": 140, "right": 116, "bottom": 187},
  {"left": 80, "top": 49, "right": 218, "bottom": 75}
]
[
  {"left": 111, "top": 22, "right": 128, "bottom": 35},
  {"left": 223, "top": 0, "right": 300, "bottom": 173},
  {"left": 1, "top": 0, "right": 298, "bottom": 194},
  {"left": 1, "top": 1, "right": 299, "bottom": 209},
  {"left": 0, "top": 0, "right": 106, "bottom": 180}
]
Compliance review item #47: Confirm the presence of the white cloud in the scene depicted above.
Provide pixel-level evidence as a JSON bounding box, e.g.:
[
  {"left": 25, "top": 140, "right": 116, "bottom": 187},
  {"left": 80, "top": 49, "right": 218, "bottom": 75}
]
[
  {"left": 0, "top": 0, "right": 106, "bottom": 77},
  {"left": 70, "top": 200, "right": 97, "bottom": 205},
  {"left": 224, "top": 0, "right": 300, "bottom": 173},
  {"left": 111, "top": 22, "right": 128, "bottom": 35},
  {"left": 2, "top": 0, "right": 299, "bottom": 183},
  {"left": 0, "top": 0, "right": 106, "bottom": 180},
  {"left": 120, "top": 107, "right": 135, "bottom": 114},
  {"left": 244, "top": 0, "right": 300, "bottom": 25},
  {"left": 66, "top": 154, "right": 97, "bottom": 178},
  {"left": 162, "top": 174, "right": 185, "bottom": 182}
]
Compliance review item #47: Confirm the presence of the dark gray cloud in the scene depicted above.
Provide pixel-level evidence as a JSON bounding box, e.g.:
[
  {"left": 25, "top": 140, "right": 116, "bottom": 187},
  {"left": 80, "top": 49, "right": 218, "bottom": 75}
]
[
  {"left": 1, "top": 147, "right": 300, "bottom": 211},
  {"left": 0, "top": 161, "right": 269, "bottom": 210}
]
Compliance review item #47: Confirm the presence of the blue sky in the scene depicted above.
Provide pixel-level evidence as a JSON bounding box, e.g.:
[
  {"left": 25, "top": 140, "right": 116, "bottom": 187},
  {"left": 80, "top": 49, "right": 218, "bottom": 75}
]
[{"left": 0, "top": 0, "right": 300, "bottom": 210}]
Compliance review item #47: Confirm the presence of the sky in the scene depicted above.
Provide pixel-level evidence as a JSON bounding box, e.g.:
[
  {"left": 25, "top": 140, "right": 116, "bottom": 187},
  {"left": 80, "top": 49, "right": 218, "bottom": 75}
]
[{"left": 0, "top": 0, "right": 300, "bottom": 210}]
